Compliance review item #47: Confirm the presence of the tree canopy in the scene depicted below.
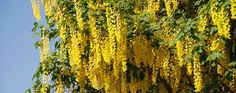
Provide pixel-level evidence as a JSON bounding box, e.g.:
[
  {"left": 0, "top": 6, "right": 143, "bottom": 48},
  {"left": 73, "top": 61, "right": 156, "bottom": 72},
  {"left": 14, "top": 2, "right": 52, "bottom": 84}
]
[{"left": 29, "top": 0, "right": 236, "bottom": 93}]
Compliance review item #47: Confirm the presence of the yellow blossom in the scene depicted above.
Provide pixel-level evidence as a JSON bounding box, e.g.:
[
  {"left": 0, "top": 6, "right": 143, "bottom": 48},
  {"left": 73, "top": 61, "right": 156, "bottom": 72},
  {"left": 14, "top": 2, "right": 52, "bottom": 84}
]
[
  {"left": 197, "top": 14, "right": 208, "bottom": 32},
  {"left": 106, "top": 6, "right": 116, "bottom": 59},
  {"left": 31, "top": 0, "right": 41, "bottom": 21},
  {"left": 209, "top": 38, "right": 224, "bottom": 52},
  {"left": 172, "top": 0, "right": 179, "bottom": 11},
  {"left": 211, "top": 1, "right": 230, "bottom": 39},
  {"left": 41, "top": 73, "right": 49, "bottom": 93},
  {"left": 176, "top": 40, "right": 185, "bottom": 67},
  {"left": 187, "top": 62, "right": 193, "bottom": 75},
  {"left": 42, "top": 0, "right": 55, "bottom": 17},
  {"left": 40, "top": 29, "right": 50, "bottom": 73},
  {"left": 116, "top": 13, "right": 128, "bottom": 72},
  {"left": 56, "top": 75, "right": 64, "bottom": 93},
  {"left": 146, "top": 0, "right": 160, "bottom": 13},
  {"left": 230, "top": 0, "right": 236, "bottom": 19},
  {"left": 193, "top": 54, "right": 203, "bottom": 92},
  {"left": 75, "top": 1, "right": 84, "bottom": 31},
  {"left": 164, "top": 0, "right": 172, "bottom": 17},
  {"left": 164, "top": 0, "right": 179, "bottom": 17},
  {"left": 217, "top": 8, "right": 230, "bottom": 39}
]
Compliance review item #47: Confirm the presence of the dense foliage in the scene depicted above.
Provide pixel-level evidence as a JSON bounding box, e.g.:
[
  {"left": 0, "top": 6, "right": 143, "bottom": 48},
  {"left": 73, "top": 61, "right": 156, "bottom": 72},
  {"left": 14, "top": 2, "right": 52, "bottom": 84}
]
[{"left": 29, "top": 0, "right": 236, "bottom": 93}]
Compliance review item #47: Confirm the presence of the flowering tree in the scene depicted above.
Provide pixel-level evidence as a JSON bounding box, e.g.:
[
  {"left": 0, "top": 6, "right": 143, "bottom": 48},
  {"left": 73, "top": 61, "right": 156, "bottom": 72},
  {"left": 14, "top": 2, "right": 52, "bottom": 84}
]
[{"left": 28, "top": 0, "right": 236, "bottom": 93}]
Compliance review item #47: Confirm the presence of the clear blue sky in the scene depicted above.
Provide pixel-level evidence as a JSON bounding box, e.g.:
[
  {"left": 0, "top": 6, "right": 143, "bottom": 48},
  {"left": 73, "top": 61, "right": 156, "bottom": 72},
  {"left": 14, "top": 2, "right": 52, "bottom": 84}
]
[{"left": 0, "top": 0, "right": 39, "bottom": 93}]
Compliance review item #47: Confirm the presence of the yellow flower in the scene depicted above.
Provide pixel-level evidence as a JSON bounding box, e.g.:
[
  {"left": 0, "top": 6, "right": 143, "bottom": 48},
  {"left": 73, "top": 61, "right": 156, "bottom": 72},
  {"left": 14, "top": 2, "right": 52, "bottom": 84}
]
[
  {"left": 211, "top": 1, "right": 230, "bottom": 39},
  {"left": 152, "top": 67, "right": 158, "bottom": 85},
  {"left": 101, "top": 38, "right": 111, "bottom": 65},
  {"left": 133, "top": 35, "right": 153, "bottom": 67},
  {"left": 40, "top": 29, "right": 50, "bottom": 73},
  {"left": 75, "top": 1, "right": 84, "bottom": 31},
  {"left": 193, "top": 54, "right": 203, "bottom": 92},
  {"left": 210, "top": 0, "right": 218, "bottom": 26},
  {"left": 217, "top": 8, "right": 230, "bottom": 39},
  {"left": 209, "top": 38, "right": 224, "bottom": 52},
  {"left": 197, "top": 14, "right": 208, "bottom": 32},
  {"left": 41, "top": 83, "right": 48, "bottom": 93},
  {"left": 146, "top": 0, "right": 160, "bottom": 13},
  {"left": 163, "top": 52, "right": 170, "bottom": 78},
  {"left": 217, "top": 65, "right": 224, "bottom": 75},
  {"left": 172, "top": 0, "right": 179, "bottom": 11},
  {"left": 115, "top": 12, "right": 127, "bottom": 73},
  {"left": 69, "top": 32, "right": 80, "bottom": 68},
  {"left": 187, "top": 62, "right": 193, "bottom": 75},
  {"left": 121, "top": 72, "right": 127, "bottom": 93},
  {"left": 41, "top": 73, "right": 49, "bottom": 93},
  {"left": 106, "top": 6, "right": 116, "bottom": 59},
  {"left": 56, "top": 75, "right": 64, "bottom": 93},
  {"left": 42, "top": 0, "right": 55, "bottom": 17},
  {"left": 134, "top": 1, "right": 142, "bottom": 14},
  {"left": 31, "top": 0, "right": 41, "bottom": 21},
  {"left": 164, "top": 0, "right": 179, "bottom": 17},
  {"left": 164, "top": 0, "right": 172, "bottom": 17},
  {"left": 230, "top": 0, "right": 236, "bottom": 19},
  {"left": 59, "top": 25, "right": 66, "bottom": 42},
  {"left": 176, "top": 40, "right": 185, "bottom": 67}
]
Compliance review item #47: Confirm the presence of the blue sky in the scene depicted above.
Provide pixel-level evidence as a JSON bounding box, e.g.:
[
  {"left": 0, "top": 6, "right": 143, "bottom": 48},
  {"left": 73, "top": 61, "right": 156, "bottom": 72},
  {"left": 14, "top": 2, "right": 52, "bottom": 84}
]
[{"left": 0, "top": 0, "right": 39, "bottom": 93}]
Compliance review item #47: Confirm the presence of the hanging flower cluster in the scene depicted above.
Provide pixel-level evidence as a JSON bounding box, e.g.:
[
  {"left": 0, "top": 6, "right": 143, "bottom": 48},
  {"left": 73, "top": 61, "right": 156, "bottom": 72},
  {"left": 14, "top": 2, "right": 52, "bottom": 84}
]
[
  {"left": 30, "top": 0, "right": 236, "bottom": 93},
  {"left": 31, "top": 0, "right": 41, "bottom": 21}
]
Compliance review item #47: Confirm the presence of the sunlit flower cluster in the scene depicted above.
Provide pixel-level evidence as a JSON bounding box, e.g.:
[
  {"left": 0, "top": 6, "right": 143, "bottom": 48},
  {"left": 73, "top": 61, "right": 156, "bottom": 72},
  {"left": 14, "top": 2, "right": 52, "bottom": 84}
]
[
  {"left": 211, "top": 1, "right": 230, "bottom": 39},
  {"left": 193, "top": 54, "right": 203, "bottom": 92},
  {"left": 230, "top": 0, "right": 236, "bottom": 19},
  {"left": 198, "top": 14, "right": 208, "bottom": 32},
  {"left": 31, "top": 0, "right": 41, "bottom": 21},
  {"left": 164, "top": 0, "right": 179, "bottom": 17},
  {"left": 31, "top": 0, "right": 236, "bottom": 93}
]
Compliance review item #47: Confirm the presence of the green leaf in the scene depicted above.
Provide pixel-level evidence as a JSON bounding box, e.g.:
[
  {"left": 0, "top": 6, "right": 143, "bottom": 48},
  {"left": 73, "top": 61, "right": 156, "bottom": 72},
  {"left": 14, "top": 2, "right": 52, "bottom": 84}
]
[
  {"left": 229, "top": 61, "right": 236, "bottom": 67},
  {"left": 33, "top": 78, "right": 41, "bottom": 90},
  {"left": 54, "top": 41, "right": 60, "bottom": 49},
  {"left": 32, "top": 66, "right": 41, "bottom": 80},
  {"left": 39, "top": 25, "right": 44, "bottom": 29},
  {"left": 36, "top": 78, "right": 41, "bottom": 85},
  {"left": 24, "top": 88, "right": 31, "bottom": 93},
  {"left": 210, "top": 27, "right": 217, "bottom": 35},
  {"left": 198, "top": 47, "right": 203, "bottom": 53},
  {"left": 211, "top": 62, "right": 216, "bottom": 67},
  {"left": 32, "top": 22, "right": 38, "bottom": 32},
  {"left": 196, "top": 32, "right": 203, "bottom": 40},
  {"left": 176, "top": 32, "right": 184, "bottom": 40},
  {"left": 206, "top": 52, "right": 223, "bottom": 62},
  {"left": 34, "top": 41, "right": 40, "bottom": 49}
]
